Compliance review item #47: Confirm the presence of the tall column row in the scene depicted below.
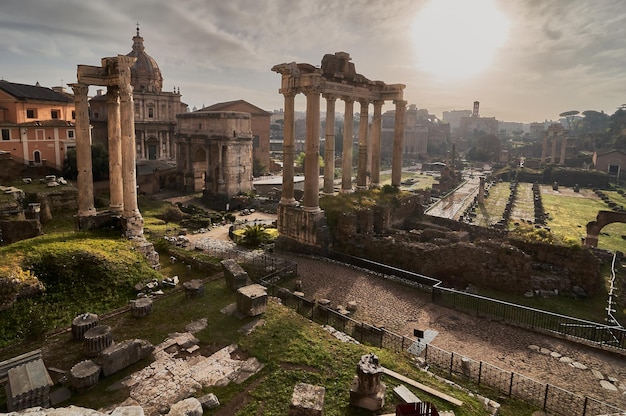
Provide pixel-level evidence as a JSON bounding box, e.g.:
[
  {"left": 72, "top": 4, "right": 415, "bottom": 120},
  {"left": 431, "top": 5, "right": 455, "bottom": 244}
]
[{"left": 279, "top": 92, "right": 407, "bottom": 210}]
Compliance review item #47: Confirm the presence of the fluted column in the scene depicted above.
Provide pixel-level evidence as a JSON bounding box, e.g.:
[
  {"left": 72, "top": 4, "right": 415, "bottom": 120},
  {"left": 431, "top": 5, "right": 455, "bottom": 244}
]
[
  {"left": 541, "top": 133, "right": 548, "bottom": 163},
  {"left": 281, "top": 92, "right": 297, "bottom": 205},
  {"left": 370, "top": 100, "right": 383, "bottom": 187},
  {"left": 357, "top": 100, "right": 369, "bottom": 189},
  {"left": 71, "top": 83, "right": 96, "bottom": 217},
  {"left": 107, "top": 86, "right": 123, "bottom": 215},
  {"left": 341, "top": 98, "right": 354, "bottom": 192},
  {"left": 119, "top": 76, "right": 141, "bottom": 222},
  {"left": 303, "top": 87, "right": 321, "bottom": 212},
  {"left": 391, "top": 100, "right": 407, "bottom": 187},
  {"left": 323, "top": 94, "right": 336, "bottom": 195},
  {"left": 551, "top": 133, "right": 558, "bottom": 164}
]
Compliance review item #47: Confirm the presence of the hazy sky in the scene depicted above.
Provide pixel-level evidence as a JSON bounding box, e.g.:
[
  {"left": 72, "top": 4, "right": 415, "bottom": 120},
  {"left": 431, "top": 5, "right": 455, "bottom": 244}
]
[{"left": 2, "top": 0, "right": 626, "bottom": 123}]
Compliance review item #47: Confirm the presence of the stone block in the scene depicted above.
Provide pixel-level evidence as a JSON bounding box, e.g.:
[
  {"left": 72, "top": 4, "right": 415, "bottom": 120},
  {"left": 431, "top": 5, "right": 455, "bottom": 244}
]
[
  {"left": 5, "top": 359, "right": 53, "bottom": 412},
  {"left": 198, "top": 393, "right": 220, "bottom": 409},
  {"left": 288, "top": 382, "right": 325, "bottom": 416},
  {"left": 110, "top": 406, "right": 146, "bottom": 416},
  {"left": 236, "top": 284, "right": 268, "bottom": 317},
  {"left": 183, "top": 279, "right": 204, "bottom": 298},
  {"left": 221, "top": 259, "right": 249, "bottom": 290},
  {"left": 97, "top": 339, "right": 154, "bottom": 377},
  {"left": 167, "top": 397, "right": 203, "bottom": 416}
]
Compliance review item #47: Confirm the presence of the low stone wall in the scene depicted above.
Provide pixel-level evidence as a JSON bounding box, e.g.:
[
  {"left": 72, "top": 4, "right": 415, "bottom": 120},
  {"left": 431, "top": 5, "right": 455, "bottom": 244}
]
[{"left": 0, "top": 219, "right": 42, "bottom": 245}]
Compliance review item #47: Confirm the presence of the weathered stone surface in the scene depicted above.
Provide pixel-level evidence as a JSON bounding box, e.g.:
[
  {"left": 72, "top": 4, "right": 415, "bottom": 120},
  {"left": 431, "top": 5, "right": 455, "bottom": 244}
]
[
  {"left": 69, "top": 360, "right": 101, "bottom": 389},
  {"left": 549, "top": 351, "right": 561, "bottom": 359},
  {"left": 539, "top": 348, "right": 551, "bottom": 355},
  {"left": 167, "top": 397, "right": 202, "bottom": 416},
  {"left": 83, "top": 325, "right": 113, "bottom": 357},
  {"left": 528, "top": 345, "right": 540, "bottom": 351},
  {"left": 591, "top": 369, "right": 605, "bottom": 380},
  {"left": 600, "top": 380, "right": 618, "bottom": 391},
  {"left": 559, "top": 356, "right": 573, "bottom": 363},
  {"left": 109, "top": 405, "right": 146, "bottom": 416},
  {"left": 236, "top": 284, "right": 268, "bottom": 317},
  {"left": 571, "top": 362, "right": 588, "bottom": 370},
  {"left": 288, "top": 382, "right": 325, "bottom": 416},
  {"left": 6, "top": 359, "right": 53, "bottom": 411},
  {"left": 130, "top": 298, "right": 153, "bottom": 318},
  {"left": 182, "top": 279, "right": 204, "bottom": 298},
  {"left": 221, "top": 259, "right": 249, "bottom": 291},
  {"left": 71, "top": 313, "right": 99, "bottom": 341},
  {"left": 97, "top": 339, "right": 154, "bottom": 377},
  {"left": 198, "top": 393, "right": 220, "bottom": 409}
]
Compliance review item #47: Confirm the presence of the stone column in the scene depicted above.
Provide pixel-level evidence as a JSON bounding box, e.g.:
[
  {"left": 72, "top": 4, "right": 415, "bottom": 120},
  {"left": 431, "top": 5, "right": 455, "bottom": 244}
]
[
  {"left": 342, "top": 98, "right": 354, "bottom": 192},
  {"left": 560, "top": 135, "right": 567, "bottom": 165},
  {"left": 119, "top": 72, "right": 143, "bottom": 235},
  {"left": 281, "top": 92, "right": 297, "bottom": 205},
  {"left": 302, "top": 87, "right": 321, "bottom": 212},
  {"left": 139, "top": 130, "right": 145, "bottom": 160},
  {"left": 186, "top": 139, "right": 193, "bottom": 190},
  {"left": 391, "top": 100, "right": 407, "bottom": 187},
  {"left": 357, "top": 100, "right": 369, "bottom": 189},
  {"left": 541, "top": 133, "right": 548, "bottom": 163},
  {"left": 71, "top": 83, "right": 96, "bottom": 217},
  {"left": 107, "top": 86, "right": 123, "bottom": 215},
  {"left": 370, "top": 100, "right": 383, "bottom": 187},
  {"left": 323, "top": 94, "right": 336, "bottom": 195},
  {"left": 550, "top": 133, "right": 559, "bottom": 165}
]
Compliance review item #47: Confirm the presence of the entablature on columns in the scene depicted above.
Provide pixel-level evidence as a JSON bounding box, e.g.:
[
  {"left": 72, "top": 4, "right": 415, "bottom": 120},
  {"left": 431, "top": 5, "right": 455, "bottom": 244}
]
[
  {"left": 77, "top": 55, "right": 137, "bottom": 87},
  {"left": 272, "top": 52, "right": 405, "bottom": 103}
]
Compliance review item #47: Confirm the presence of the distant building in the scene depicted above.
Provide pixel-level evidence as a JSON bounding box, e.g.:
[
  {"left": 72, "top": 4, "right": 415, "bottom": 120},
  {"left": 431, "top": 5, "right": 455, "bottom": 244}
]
[
  {"left": 593, "top": 149, "right": 626, "bottom": 179},
  {"left": 89, "top": 28, "right": 187, "bottom": 161},
  {"left": 442, "top": 109, "right": 472, "bottom": 134},
  {"left": 200, "top": 100, "right": 271, "bottom": 175},
  {"left": 0, "top": 80, "right": 76, "bottom": 170},
  {"left": 381, "top": 105, "right": 449, "bottom": 159},
  {"left": 458, "top": 101, "right": 498, "bottom": 138}
]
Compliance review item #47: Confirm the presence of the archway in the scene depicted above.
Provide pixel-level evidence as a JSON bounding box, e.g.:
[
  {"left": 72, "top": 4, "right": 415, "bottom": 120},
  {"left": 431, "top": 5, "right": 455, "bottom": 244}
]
[
  {"left": 585, "top": 210, "right": 626, "bottom": 247},
  {"left": 146, "top": 137, "right": 158, "bottom": 160}
]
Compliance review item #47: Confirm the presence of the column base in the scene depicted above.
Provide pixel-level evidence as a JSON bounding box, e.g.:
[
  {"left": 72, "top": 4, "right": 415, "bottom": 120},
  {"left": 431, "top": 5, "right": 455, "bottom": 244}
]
[
  {"left": 302, "top": 206, "right": 321, "bottom": 213},
  {"left": 280, "top": 197, "right": 298, "bottom": 206},
  {"left": 121, "top": 211, "right": 144, "bottom": 238}
]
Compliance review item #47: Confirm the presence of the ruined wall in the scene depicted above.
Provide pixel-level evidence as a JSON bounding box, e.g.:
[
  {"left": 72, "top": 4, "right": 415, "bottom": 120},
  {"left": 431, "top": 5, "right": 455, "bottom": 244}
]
[
  {"left": 0, "top": 219, "right": 42, "bottom": 245},
  {"left": 332, "top": 211, "right": 602, "bottom": 296}
]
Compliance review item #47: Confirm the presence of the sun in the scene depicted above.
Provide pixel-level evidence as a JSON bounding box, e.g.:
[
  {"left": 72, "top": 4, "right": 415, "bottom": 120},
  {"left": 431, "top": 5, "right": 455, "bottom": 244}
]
[{"left": 411, "top": 0, "right": 510, "bottom": 80}]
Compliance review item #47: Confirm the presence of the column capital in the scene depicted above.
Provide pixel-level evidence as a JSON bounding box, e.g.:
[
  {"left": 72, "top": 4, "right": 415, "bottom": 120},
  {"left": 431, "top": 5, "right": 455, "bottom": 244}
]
[
  {"left": 281, "top": 90, "right": 298, "bottom": 98},
  {"left": 373, "top": 100, "right": 385, "bottom": 107},
  {"left": 393, "top": 99, "right": 407, "bottom": 106},
  {"left": 322, "top": 93, "right": 338, "bottom": 102},
  {"left": 301, "top": 85, "right": 321, "bottom": 97},
  {"left": 358, "top": 98, "right": 370, "bottom": 106},
  {"left": 69, "top": 83, "right": 89, "bottom": 97},
  {"left": 342, "top": 97, "right": 355, "bottom": 104}
]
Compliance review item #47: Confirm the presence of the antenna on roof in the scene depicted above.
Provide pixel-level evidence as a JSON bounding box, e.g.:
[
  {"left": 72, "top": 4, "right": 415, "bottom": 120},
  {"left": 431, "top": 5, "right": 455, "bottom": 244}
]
[{"left": 136, "top": 22, "right": 140, "bottom": 36}]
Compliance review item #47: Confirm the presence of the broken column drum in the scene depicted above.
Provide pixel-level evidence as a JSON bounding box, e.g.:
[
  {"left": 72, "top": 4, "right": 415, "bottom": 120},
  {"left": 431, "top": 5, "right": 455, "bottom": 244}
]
[
  {"left": 71, "top": 312, "right": 99, "bottom": 341},
  {"left": 69, "top": 359, "right": 101, "bottom": 389},
  {"left": 130, "top": 297, "right": 153, "bottom": 318},
  {"left": 83, "top": 325, "right": 114, "bottom": 357}
]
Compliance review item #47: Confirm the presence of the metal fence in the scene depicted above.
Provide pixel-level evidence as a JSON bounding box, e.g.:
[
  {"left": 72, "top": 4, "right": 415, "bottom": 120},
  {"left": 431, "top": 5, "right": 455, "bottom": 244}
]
[
  {"left": 423, "top": 343, "right": 625, "bottom": 416},
  {"left": 432, "top": 286, "right": 626, "bottom": 351}
]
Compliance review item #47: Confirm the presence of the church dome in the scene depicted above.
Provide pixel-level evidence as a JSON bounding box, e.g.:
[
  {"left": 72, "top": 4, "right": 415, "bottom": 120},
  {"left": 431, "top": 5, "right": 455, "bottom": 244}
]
[{"left": 126, "top": 27, "right": 163, "bottom": 93}]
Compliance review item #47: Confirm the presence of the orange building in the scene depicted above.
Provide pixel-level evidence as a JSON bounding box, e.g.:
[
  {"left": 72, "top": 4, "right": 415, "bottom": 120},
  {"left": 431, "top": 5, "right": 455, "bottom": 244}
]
[{"left": 0, "top": 80, "right": 76, "bottom": 170}]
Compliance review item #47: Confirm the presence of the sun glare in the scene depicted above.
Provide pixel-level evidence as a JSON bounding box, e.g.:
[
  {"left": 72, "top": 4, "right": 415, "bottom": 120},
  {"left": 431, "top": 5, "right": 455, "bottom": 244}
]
[{"left": 411, "top": 0, "right": 510, "bottom": 80}]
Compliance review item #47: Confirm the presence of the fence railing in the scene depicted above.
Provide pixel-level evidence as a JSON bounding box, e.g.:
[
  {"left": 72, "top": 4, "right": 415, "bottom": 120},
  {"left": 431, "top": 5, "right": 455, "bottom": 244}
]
[
  {"left": 329, "top": 251, "right": 626, "bottom": 353},
  {"left": 432, "top": 286, "right": 626, "bottom": 351},
  {"left": 423, "top": 343, "right": 625, "bottom": 416}
]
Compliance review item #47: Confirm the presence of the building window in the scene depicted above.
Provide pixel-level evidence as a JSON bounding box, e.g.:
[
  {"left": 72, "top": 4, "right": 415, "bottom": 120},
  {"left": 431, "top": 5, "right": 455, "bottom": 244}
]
[
  {"left": 26, "top": 109, "right": 37, "bottom": 118},
  {"left": 93, "top": 112, "right": 99, "bottom": 119},
  {"left": 68, "top": 130, "right": 75, "bottom": 139},
  {"left": 135, "top": 104, "right": 140, "bottom": 117},
  {"left": 1, "top": 129, "right": 9, "bottom": 141},
  {"left": 72, "top": 110, "right": 76, "bottom": 119},
  {"left": 51, "top": 109, "right": 60, "bottom": 119},
  {"left": 148, "top": 107, "right": 154, "bottom": 118}
]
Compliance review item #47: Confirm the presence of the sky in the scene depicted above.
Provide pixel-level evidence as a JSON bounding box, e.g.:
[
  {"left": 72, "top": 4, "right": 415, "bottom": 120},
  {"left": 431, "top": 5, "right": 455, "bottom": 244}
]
[{"left": 2, "top": 0, "right": 626, "bottom": 124}]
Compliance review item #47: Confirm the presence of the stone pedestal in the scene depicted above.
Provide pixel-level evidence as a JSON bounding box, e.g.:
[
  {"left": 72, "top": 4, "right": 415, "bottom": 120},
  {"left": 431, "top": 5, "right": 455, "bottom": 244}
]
[
  {"left": 349, "top": 353, "right": 386, "bottom": 411},
  {"left": 69, "top": 360, "right": 101, "bottom": 389},
  {"left": 130, "top": 297, "right": 153, "bottom": 318},
  {"left": 288, "top": 382, "right": 325, "bottom": 416},
  {"left": 183, "top": 279, "right": 204, "bottom": 298},
  {"left": 236, "top": 284, "right": 268, "bottom": 317},
  {"left": 83, "top": 325, "right": 114, "bottom": 357},
  {"left": 71, "top": 313, "right": 99, "bottom": 341}
]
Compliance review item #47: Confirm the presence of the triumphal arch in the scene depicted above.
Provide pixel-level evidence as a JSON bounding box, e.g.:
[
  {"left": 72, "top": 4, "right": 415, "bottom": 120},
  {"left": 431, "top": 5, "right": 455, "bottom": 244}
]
[
  {"left": 272, "top": 52, "right": 406, "bottom": 251},
  {"left": 72, "top": 55, "right": 144, "bottom": 238}
]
